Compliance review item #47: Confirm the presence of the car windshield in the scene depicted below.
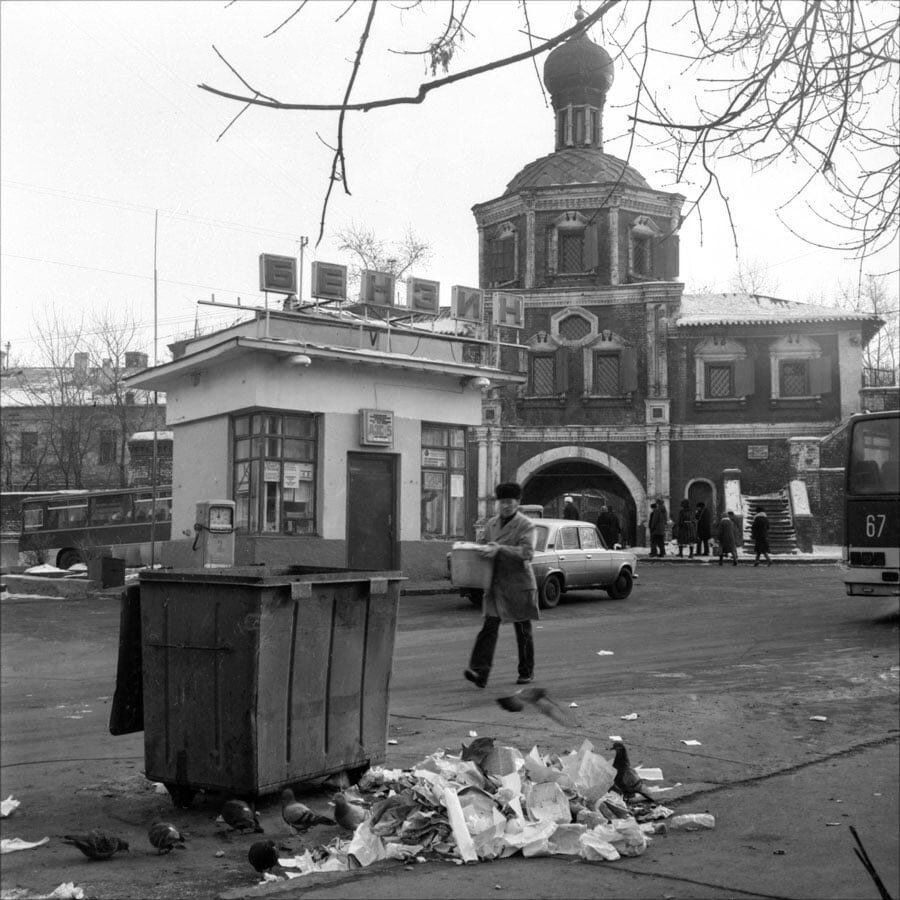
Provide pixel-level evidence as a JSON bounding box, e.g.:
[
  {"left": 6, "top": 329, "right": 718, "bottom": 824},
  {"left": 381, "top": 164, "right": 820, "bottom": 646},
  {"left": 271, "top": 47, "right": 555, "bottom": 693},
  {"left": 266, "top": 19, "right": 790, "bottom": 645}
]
[{"left": 533, "top": 525, "right": 549, "bottom": 552}]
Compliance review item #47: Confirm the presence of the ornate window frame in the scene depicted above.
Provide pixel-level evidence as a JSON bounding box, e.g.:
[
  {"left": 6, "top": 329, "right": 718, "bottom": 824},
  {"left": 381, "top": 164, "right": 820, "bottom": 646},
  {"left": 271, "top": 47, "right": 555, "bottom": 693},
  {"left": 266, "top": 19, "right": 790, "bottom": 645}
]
[
  {"left": 548, "top": 211, "right": 590, "bottom": 275},
  {"left": 768, "top": 335, "right": 822, "bottom": 401},
  {"left": 694, "top": 337, "right": 750, "bottom": 403}
]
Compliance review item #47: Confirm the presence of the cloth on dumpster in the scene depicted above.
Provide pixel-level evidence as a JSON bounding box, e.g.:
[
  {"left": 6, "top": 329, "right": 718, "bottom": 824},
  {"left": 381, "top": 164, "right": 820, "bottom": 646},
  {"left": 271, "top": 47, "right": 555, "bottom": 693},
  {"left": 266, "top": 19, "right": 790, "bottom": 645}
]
[{"left": 274, "top": 737, "right": 712, "bottom": 879}]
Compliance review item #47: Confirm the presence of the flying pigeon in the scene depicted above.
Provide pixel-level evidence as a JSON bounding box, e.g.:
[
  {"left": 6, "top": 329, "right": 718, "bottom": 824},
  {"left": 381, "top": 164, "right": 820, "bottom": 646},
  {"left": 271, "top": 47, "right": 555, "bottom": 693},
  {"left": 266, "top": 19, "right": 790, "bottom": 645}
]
[
  {"left": 248, "top": 839, "right": 280, "bottom": 874},
  {"left": 221, "top": 799, "right": 263, "bottom": 834},
  {"left": 496, "top": 686, "right": 575, "bottom": 727},
  {"left": 609, "top": 741, "right": 658, "bottom": 804},
  {"left": 281, "top": 788, "right": 333, "bottom": 834},
  {"left": 331, "top": 792, "right": 369, "bottom": 832},
  {"left": 63, "top": 829, "right": 130, "bottom": 860},
  {"left": 148, "top": 821, "right": 185, "bottom": 854}
]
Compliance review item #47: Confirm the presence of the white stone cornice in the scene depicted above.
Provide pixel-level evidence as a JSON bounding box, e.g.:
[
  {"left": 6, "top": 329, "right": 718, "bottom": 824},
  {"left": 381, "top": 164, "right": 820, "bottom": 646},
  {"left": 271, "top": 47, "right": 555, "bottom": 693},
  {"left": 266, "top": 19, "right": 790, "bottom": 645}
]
[{"left": 469, "top": 423, "right": 837, "bottom": 443}]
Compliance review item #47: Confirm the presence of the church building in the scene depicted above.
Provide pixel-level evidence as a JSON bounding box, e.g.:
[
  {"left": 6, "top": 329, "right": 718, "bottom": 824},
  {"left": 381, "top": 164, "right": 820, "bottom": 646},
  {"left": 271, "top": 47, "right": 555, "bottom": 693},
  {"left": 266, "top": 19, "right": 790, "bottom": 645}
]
[{"left": 467, "top": 9, "right": 887, "bottom": 551}]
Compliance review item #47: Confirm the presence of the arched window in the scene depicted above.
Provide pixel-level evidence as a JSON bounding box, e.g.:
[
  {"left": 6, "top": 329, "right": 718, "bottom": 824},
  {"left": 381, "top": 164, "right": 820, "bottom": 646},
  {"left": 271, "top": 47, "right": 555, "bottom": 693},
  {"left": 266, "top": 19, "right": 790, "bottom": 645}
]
[{"left": 628, "top": 216, "right": 660, "bottom": 281}]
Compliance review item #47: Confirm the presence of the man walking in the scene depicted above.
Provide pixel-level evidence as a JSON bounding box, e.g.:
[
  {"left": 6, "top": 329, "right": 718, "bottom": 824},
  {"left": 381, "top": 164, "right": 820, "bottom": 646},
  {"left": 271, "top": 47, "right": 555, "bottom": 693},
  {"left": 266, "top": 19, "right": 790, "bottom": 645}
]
[
  {"left": 751, "top": 508, "right": 772, "bottom": 566},
  {"left": 465, "top": 482, "right": 540, "bottom": 689}
]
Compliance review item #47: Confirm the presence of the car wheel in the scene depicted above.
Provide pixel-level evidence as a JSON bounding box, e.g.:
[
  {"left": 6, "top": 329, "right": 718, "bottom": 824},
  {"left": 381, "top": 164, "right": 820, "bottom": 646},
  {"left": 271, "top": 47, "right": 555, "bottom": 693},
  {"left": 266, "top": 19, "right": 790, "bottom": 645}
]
[
  {"left": 57, "top": 548, "right": 82, "bottom": 570},
  {"left": 606, "top": 568, "right": 633, "bottom": 600},
  {"left": 539, "top": 574, "right": 563, "bottom": 609}
]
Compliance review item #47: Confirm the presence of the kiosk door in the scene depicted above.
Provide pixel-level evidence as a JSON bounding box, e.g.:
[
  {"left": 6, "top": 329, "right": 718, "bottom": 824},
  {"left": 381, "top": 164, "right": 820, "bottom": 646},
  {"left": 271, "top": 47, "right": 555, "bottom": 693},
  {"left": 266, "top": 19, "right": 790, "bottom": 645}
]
[{"left": 347, "top": 453, "right": 398, "bottom": 570}]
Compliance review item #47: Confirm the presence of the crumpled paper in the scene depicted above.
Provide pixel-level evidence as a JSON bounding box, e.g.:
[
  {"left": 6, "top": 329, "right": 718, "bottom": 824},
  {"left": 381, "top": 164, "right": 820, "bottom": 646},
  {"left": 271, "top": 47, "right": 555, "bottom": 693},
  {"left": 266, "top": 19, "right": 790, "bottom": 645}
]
[
  {"left": 1, "top": 836, "right": 50, "bottom": 854},
  {"left": 268, "top": 737, "right": 705, "bottom": 878}
]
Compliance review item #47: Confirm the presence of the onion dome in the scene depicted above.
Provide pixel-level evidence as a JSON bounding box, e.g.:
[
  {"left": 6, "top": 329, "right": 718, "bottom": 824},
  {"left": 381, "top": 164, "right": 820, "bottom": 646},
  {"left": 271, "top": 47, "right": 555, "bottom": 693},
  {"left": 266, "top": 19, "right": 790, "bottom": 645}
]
[{"left": 543, "top": 6, "right": 614, "bottom": 110}]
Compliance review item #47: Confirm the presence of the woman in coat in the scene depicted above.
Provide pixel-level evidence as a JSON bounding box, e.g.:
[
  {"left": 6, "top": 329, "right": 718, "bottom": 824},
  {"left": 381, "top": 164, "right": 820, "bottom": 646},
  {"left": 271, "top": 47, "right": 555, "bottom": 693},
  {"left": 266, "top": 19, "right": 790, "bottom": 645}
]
[
  {"left": 716, "top": 511, "right": 739, "bottom": 566},
  {"left": 675, "top": 499, "right": 697, "bottom": 558},
  {"left": 694, "top": 502, "right": 712, "bottom": 556}
]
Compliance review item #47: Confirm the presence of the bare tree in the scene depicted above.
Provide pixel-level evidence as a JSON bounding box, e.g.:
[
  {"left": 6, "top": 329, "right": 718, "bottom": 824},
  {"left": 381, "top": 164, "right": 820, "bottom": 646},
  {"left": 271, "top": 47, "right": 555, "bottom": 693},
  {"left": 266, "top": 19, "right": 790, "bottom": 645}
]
[
  {"left": 837, "top": 274, "right": 899, "bottom": 383},
  {"left": 198, "top": 1, "right": 898, "bottom": 262},
  {"left": 1, "top": 307, "right": 158, "bottom": 490},
  {"left": 729, "top": 258, "right": 780, "bottom": 296},
  {"left": 334, "top": 221, "right": 432, "bottom": 300},
  {"left": 88, "top": 305, "right": 159, "bottom": 487}
]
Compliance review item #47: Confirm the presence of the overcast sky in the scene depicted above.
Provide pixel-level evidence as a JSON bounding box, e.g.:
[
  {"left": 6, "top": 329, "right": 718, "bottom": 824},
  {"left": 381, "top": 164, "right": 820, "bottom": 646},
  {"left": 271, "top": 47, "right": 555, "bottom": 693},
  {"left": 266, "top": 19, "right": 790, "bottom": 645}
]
[{"left": 2, "top": 0, "right": 896, "bottom": 365}]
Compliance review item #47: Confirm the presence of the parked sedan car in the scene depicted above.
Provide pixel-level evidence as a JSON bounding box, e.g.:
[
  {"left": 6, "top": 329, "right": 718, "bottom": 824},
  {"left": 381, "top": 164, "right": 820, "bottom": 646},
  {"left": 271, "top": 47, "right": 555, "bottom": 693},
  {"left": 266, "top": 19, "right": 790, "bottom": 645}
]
[{"left": 452, "top": 519, "right": 638, "bottom": 609}]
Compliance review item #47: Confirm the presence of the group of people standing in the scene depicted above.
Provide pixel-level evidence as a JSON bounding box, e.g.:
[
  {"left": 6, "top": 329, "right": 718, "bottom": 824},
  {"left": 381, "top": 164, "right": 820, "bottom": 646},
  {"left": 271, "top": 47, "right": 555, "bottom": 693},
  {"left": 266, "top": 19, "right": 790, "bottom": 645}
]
[
  {"left": 649, "top": 498, "right": 714, "bottom": 558},
  {"left": 648, "top": 498, "right": 772, "bottom": 566}
]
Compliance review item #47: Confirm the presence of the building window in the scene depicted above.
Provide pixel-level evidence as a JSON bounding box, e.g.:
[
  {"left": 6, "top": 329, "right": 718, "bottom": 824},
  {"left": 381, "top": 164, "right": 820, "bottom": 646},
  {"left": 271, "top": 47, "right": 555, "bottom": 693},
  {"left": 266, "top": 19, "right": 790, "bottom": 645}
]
[
  {"left": 768, "top": 336, "right": 829, "bottom": 400},
  {"left": 558, "top": 230, "right": 584, "bottom": 273},
  {"left": 490, "top": 236, "right": 515, "bottom": 284},
  {"left": 488, "top": 223, "right": 517, "bottom": 286},
  {"left": 632, "top": 235, "right": 651, "bottom": 276},
  {"left": 99, "top": 429, "right": 117, "bottom": 464},
  {"left": 694, "top": 338, "right": 753, "bottom": 402},
  {"left": 530, "top": 354, "right": 557, "bottom": 395},
  {"left": 232, "top": 412, "right": 318, "bottom": 535},
  {"left": 780, "top": 360, "right": 809, "bottom": 397},
  {"left": 593, "top": 353, "right": 621, "bottom": 394},
  {"left": 706, "top": 363, "right": 735, "bottom": 398},
  {"left": 421, "top": 424, "right": 466, "bottom": 538},
  {"left": 20, "top": 432, "right": 38, "bottom": 464}
]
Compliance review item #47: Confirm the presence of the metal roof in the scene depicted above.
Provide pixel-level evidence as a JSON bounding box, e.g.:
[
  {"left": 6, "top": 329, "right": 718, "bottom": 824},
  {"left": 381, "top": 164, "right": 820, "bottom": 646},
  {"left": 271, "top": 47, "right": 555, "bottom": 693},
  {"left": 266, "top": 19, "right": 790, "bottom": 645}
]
[{"left": 675, "top": 293, "right": 883, "bottom": 337}]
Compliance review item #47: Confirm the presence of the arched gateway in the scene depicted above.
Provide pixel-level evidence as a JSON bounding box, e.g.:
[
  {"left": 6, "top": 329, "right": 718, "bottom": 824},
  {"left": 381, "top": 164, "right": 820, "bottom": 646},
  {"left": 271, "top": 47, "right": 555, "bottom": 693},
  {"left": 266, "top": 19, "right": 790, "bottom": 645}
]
[{"left": 516, "top": 446, "right": 647, "bottom": 546}]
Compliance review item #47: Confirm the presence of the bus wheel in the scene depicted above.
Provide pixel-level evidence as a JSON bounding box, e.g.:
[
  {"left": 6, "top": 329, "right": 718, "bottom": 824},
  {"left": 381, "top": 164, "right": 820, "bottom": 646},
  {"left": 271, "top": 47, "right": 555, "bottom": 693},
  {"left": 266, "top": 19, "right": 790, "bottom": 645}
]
[{"left": 56, "top": 548, "right": 82, "bottom": 570}]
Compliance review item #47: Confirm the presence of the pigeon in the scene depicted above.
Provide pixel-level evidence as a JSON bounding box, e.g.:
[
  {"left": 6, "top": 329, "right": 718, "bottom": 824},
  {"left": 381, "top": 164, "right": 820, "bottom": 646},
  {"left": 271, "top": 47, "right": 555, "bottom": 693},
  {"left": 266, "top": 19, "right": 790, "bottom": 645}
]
[
  {"left": 460, "top": 736, "right": 495, "bottom": 769},
  {"left": 63, "top": 829, "right": 130, "bottom": 860},
  {"left": 496, "top": 686, "right": 575, "bottom": 727},
  {"left": 331, "top": 792, "right": 369, "bottom": 832},
  {"left": 221, "top": 799, "right": 263, "bottom": 834},
  {"left": 609, "top": 741, "right": 657, "bottom": 804},
  {"left": 248, "top": 839, "right": 279, "bottom": 874},
  {"left": 281, "top": 788, "right": 333, "bottom": 834},
  {"left": 148, "top": 821, "right": 185, "bottom": 854}
]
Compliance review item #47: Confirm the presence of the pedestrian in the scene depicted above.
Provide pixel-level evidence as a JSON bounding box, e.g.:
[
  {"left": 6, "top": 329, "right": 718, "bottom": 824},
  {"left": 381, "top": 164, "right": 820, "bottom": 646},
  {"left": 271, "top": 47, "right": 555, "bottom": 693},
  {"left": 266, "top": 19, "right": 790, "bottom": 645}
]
[
  {"left": 675, "top": 499, "right": 697, "bottom": 558},
  {"left": 648, "top": 499, "right": 668, "bottom": 557},
  {"left": 596, "top": 504, "right": 621, "bottom": 548},
  {"left": 694, "top": 501, "right": 712, "bottom": 556},
  {"left": 563, "top": 495, "right": 580, "bottom": 520},
  {"left": 464, "top": 482, "right": 539, "bottom": 689},
  {"left": 716, "top": 510, "right": 739, "bottom": 566},
  {"left": 751, "top": 507, "right": 772, "bottom": 567}
]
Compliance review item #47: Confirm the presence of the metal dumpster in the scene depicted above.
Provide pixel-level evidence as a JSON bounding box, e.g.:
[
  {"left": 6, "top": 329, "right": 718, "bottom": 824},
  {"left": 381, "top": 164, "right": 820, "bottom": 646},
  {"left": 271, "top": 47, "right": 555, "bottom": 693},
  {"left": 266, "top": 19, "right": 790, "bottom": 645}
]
[{"left": 137, "top": 566, "right": 403, "bottom": 806}]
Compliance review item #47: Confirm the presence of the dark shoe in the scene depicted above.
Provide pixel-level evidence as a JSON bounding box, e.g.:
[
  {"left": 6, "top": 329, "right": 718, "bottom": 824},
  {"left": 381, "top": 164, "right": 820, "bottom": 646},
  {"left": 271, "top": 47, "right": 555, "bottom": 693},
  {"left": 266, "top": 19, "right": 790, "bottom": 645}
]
[
  {"left": 516, "top": 675, "right": 533, "bottom": 685},
  {"left": 718, "top": 560, "right": 723, "bottom": 566},
  {"left": 733, "top": 560, "right": 738, "bottom": 566},
  {"left": 464, "top": 668, "right": 487, "bottom": 689},
  {"left": 754, "top": 562, "right": 759, "bottom": 567}
]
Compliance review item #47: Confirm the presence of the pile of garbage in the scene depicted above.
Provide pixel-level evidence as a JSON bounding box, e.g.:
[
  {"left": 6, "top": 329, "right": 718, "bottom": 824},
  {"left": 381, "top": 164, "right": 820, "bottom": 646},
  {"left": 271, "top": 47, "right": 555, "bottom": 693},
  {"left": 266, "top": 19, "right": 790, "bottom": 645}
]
[{"left": 273, "top": 738, "right": 714, "bottom": 881}]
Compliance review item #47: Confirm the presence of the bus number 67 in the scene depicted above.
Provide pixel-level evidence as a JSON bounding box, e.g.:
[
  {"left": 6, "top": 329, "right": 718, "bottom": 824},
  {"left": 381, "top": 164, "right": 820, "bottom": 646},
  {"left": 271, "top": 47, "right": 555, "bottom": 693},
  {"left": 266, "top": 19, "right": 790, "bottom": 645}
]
[{"left": 865, "top": 514, "right": 886, "bottom": 538}]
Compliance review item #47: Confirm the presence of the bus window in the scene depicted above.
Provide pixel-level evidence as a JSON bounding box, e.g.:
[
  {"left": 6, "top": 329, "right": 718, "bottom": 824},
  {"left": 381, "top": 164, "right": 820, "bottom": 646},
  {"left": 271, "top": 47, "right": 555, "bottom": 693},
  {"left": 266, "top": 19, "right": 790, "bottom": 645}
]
[
  {"left": 91, "top": 494, "right": 133, "bottom": 525},
  {"left": 23, "top": 507, "right": 44, "bottom": 530}
]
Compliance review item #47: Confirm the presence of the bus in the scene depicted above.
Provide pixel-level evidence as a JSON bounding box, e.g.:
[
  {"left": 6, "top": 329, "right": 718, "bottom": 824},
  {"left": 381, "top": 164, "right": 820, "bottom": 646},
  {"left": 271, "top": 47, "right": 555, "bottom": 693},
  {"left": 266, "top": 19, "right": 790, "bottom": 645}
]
[
  {"left": 19, "top": 486, "right": 172, "bottom": 569},
  {"left": 843, "top": 410, "right": 899, "bottom": 597}
]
